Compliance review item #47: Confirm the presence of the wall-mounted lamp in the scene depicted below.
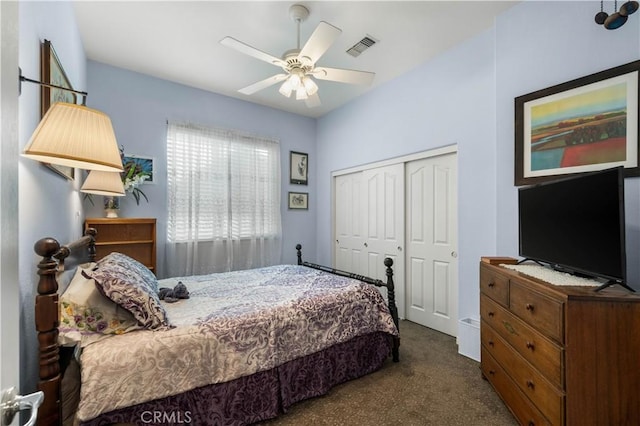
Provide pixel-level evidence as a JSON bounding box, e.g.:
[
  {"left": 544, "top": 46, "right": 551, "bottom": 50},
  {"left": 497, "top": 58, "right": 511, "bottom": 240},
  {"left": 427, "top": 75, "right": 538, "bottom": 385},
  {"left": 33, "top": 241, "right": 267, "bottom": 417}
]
[
  {"left": 80, "top": 170, "right": 125, "bottom": 196},
  {"left": 19, "top": 70, "right": 124, "bottom": 172},
  {"left": 595, "top": 1, "right": 639, "bottom": 30}
]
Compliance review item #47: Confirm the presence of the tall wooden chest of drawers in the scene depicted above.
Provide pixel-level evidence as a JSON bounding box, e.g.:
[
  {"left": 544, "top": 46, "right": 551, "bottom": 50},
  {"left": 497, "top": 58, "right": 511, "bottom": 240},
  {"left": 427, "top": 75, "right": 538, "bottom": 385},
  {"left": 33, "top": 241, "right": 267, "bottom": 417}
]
[
  {"left": 480, "top": 260, "right": 640, "bottom": 425},
  {"left": 85, "top": 218, "right": 157, "bottom": 274}
]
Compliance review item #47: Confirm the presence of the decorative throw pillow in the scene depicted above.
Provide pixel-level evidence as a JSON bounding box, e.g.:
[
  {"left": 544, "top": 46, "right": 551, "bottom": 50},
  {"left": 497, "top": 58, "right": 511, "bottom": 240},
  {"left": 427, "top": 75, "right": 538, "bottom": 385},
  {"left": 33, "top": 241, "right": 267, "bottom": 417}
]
[
  {"left": 86, "top": 252, "right": 171, "bottom": 330},
  {"left": 59, "top": 263, "right": 142, "bottom": 346}
]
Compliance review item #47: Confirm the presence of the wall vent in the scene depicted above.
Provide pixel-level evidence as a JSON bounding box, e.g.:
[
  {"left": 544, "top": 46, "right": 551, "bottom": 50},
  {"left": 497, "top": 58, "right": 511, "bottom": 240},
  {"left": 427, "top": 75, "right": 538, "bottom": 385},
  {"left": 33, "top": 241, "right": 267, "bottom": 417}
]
[{"left": 346, "top": 35, "right": 378, "bottom": 57}]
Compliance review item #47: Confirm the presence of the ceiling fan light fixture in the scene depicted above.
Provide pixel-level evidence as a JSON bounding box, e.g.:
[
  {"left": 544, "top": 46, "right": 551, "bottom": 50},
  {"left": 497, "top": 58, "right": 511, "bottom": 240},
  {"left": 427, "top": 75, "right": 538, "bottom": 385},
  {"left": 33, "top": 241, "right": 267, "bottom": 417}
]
[
  {"left": 302, "top": 77, "right": 318, "bottom": 96},
  {"left": 296, "top": 88, "right": 308, "bottom": 100},
  {"left": 279, "top": 79, "right": 293, "bottom": 97},
  {"left": 289, "top": 73, "right": 302, "bottom": 89}
]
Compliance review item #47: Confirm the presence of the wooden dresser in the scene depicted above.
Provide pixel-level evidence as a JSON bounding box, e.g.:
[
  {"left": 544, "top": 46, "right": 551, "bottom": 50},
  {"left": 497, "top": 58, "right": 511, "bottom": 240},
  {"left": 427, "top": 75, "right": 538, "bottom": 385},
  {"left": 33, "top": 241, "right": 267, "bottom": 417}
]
[
  {"left": 480, "top": 259, "right": 640, "bottom": 425},
  {"left": 84, "top": 218, "right": 157, "bottom": 274}
]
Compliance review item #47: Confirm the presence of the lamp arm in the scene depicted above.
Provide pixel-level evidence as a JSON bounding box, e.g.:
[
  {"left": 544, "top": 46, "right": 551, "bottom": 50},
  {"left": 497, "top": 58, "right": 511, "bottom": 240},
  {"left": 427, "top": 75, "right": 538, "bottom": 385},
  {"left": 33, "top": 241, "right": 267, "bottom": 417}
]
[{"left": 18, "top": 68, "right": 88, "bottom": 105}]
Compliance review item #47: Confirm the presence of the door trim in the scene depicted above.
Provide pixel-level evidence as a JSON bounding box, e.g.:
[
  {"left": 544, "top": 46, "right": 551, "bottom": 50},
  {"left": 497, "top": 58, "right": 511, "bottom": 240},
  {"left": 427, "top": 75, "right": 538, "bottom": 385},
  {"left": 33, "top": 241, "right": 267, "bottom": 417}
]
[{"left": 331, "top": 144, "right": 457, "bottom": 178}]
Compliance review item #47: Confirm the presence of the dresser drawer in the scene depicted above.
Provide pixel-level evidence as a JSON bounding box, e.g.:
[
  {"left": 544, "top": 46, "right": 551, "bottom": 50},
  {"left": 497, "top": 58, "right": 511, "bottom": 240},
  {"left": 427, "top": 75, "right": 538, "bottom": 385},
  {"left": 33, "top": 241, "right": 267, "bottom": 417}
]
[
  {"left": 481, "top": 296, "right": 563, "bottom": 387},
  {"left": 91, "top": 221, "right": 155, "bottom": 242},
  {"left": 483, "top": 325, "right": 564, "bottom": 424},
  {"left": 510, "top": 281, "right": 564, "bottom": 343},
  {"left": 85, "top": 218, "right": 157, "bottom": 273},
  {"left": 481, "top": 347, "right": 552, "bottom": 426},
  {"left": 480, "top": 264, "right": 509, "bottom": 307},
  {"left": 94, "top": 243, "right": 154, "bottom": 267}
]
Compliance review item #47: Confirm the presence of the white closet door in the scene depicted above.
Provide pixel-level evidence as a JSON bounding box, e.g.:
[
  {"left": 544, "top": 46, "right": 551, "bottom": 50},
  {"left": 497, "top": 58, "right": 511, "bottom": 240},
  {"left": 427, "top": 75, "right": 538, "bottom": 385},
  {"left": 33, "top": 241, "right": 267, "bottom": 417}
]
[
  {"left": 406, "top": 152, "right": 458, "bottom": 336},
  {"left": 362, "top": 164, "right": 405, "bottom": 316},
  {"left": 334, "top": 172, "right": 366, "bottom": 274},
  {"left": 335, "top": 164, "right": 405, "bottom": 317}
]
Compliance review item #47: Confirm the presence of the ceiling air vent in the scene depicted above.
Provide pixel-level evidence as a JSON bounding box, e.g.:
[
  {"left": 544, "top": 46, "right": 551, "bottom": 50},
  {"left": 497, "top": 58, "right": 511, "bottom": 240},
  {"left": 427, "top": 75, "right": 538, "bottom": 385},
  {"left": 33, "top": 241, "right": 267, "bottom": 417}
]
[{"left": 346, "top": 35, "right": 378, "bottom": 58}]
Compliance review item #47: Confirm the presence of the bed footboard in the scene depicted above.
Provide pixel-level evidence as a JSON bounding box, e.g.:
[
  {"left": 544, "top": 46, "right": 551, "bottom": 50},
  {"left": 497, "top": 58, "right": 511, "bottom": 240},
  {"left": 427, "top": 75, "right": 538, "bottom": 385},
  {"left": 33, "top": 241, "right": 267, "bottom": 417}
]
[{"left": 295, "top": 244, "right": 400, "bottom": 362}]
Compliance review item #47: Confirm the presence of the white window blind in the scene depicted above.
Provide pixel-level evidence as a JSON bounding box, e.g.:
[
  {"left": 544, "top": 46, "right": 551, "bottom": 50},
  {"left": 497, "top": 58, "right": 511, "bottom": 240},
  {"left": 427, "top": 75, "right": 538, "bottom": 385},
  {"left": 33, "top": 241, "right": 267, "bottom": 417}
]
[{"left": 167, "top": 122, "right": 281, "bottom": 243}]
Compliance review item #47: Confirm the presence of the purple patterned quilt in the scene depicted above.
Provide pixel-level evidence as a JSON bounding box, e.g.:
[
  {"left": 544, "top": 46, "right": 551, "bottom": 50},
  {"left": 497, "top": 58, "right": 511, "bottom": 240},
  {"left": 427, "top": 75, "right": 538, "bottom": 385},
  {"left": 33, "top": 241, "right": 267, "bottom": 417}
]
[{"left": 77, "top": 265, "right": 398, "bottom": 422}]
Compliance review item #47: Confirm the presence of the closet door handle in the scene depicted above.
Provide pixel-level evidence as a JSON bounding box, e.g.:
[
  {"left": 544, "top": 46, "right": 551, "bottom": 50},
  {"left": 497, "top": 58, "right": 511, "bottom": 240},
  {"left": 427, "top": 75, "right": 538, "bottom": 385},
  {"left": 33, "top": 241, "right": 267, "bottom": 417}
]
[{"left": 364, "top": 242, "right": 368, "bottom": 247}]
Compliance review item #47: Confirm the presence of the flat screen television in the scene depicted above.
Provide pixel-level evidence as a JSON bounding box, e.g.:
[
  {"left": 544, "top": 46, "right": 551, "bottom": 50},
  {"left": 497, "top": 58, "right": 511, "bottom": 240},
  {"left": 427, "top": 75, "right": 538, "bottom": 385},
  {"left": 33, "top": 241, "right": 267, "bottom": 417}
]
[{"left": 518, "top": 166, "right": 629, "bottom": 291}]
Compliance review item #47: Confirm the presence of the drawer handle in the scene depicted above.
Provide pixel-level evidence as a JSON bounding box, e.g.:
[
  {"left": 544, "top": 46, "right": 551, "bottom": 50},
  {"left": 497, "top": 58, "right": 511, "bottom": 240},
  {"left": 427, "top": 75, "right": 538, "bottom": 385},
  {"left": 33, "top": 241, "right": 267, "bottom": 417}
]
[
  {"left": 489, "top": 370, "right": 496, "bottom": 376},
  {"left": 503, "top": 321, "right": 516, "bottom": 335},
  {"left": 488, "top": 311, "right": 495, "bottom": 317},
  {"left": 488, "top": 340, "right": 494, "bottom": 347},
  {"left": 526, "top": 342, "right": 535, "bottom": 351},
  {"left": 526, "top": 380, "right": 535, "bottom": 389},
  {"left": 488, "top": 281, "right": 495, "bottom": 288},
  {"left": 528, "top": 422, "right": 535, "bottom": 426},
  {"left": 525, "top": 303, "right": 534, "bottom": 312}
]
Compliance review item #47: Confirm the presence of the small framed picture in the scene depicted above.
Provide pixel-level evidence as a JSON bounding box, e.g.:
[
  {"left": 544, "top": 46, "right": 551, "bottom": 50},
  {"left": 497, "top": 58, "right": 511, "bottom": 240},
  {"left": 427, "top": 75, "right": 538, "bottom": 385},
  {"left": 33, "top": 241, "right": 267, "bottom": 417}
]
[
  {"left": 41, "top": 39, "right": 76, "bottom": 181},
  {"left": 290, "top": 151, "right": 308, "bottom": 185},
  {"left": 288, "top": 192, "right": 308, "bottom": 210},
  {"left": 122, "top": 154, "right": 154, "bottom": 184}
]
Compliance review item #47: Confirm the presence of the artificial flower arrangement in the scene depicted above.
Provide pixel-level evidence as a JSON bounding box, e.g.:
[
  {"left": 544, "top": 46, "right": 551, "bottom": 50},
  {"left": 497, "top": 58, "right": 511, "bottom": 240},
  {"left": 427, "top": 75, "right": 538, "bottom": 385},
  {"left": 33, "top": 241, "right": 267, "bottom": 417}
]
[{"left": 85, "top": 146, "right": 151, "bottom": 207}]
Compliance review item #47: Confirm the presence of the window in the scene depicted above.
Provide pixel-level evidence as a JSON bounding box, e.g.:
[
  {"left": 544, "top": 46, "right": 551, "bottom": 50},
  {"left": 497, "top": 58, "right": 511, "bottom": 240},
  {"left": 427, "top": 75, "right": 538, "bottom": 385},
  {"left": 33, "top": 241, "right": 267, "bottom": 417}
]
[{"left": 166, "top": 122, "right": 281, "bottom": 244}]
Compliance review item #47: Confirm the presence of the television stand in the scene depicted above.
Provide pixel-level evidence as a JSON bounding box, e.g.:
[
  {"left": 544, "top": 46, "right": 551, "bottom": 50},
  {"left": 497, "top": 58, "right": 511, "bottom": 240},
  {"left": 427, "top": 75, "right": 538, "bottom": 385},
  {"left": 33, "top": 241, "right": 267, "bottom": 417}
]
[
  {"left": 480, "top": 259, "right": 640, "bottom": 424},
  {"left": 595, "top": 280, "right": 636, "bottom": 293}
]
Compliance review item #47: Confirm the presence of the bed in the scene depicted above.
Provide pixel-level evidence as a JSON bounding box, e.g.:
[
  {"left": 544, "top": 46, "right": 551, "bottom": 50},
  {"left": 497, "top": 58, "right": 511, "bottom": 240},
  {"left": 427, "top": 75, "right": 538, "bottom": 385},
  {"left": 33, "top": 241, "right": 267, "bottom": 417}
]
[{"left": 33, "top": 230, "right": 400, "bottom": 426}]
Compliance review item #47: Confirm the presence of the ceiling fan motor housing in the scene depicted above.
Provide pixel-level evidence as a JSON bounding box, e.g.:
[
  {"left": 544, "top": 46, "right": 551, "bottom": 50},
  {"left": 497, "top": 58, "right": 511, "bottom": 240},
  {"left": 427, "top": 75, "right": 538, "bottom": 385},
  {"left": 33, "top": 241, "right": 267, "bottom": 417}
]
[{"left": 282, "top": 49, "right": 313, "bottom": 72}]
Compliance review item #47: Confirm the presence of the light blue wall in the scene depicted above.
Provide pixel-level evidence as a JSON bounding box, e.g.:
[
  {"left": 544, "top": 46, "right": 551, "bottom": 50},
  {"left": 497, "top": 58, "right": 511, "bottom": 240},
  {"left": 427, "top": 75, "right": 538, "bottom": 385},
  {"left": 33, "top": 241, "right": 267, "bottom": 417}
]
[
  {"left": 85, "top": 62, "right": 318, "bottom": 277},
  {"left": 18, "top": 0, "right": 87, "bottom": 394},
  {"left": 316, "top": 26, "right": 498, "bottom": 321},
  {"left": 495, "top": 1, "right": 640, "bottom": 287},
  {"left": 316, "top": 0, "right": 640, "bottom": 334}
]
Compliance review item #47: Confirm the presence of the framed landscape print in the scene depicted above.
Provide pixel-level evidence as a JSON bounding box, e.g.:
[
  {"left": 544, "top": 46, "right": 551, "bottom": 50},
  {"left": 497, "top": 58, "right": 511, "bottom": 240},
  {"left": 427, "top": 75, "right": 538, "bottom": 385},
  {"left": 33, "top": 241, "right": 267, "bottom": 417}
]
[
  {"left": 41, "top": 39, "right": 77, "bottom": 180},
  {"left": 288, "top": 192, "right": 308, "bottom": 210},
  {"left": 290, "top": 151, "right": 308, "bottom": 185},
  {"left": 515, "top": 60, "right": 640, "bottom": 186}
]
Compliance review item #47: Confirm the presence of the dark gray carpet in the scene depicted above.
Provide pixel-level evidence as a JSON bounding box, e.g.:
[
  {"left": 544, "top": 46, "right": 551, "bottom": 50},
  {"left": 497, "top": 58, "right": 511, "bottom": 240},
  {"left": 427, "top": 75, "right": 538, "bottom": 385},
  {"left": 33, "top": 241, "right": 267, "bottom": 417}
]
[{"left": 259, "top": 320, "right": 517, "bottom": 425}]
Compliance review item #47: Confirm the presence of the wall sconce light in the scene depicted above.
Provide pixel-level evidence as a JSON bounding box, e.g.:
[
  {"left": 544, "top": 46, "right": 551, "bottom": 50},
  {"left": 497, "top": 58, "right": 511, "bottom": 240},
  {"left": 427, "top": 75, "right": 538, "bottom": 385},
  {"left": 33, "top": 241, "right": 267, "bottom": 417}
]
[
  {"left": 595, "top": 1, "right": 639, "bottom": 30},
  {"left": 19, "top": 70, "right": 124, "bottom": 172},
  {"left": 80, "top": 171, "right": 125, "bottom": 196}
]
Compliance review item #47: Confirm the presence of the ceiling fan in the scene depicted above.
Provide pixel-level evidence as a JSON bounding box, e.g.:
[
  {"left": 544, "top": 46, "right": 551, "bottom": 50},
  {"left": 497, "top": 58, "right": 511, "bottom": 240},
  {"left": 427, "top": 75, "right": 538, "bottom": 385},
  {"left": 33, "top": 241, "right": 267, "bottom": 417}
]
[{"left": 220, "top": 4, "right": 375, "bottom": 108}]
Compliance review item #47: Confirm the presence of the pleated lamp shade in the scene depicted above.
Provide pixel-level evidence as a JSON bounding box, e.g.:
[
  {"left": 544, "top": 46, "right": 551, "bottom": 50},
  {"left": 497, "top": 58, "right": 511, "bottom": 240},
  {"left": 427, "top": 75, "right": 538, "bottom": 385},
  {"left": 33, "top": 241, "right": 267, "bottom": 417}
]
[
  {"left": 80, "top": 171, "right": 125, "bottom": 196},
  {"left": 22, "top": 102, "right": 124, "bottom": 172}
]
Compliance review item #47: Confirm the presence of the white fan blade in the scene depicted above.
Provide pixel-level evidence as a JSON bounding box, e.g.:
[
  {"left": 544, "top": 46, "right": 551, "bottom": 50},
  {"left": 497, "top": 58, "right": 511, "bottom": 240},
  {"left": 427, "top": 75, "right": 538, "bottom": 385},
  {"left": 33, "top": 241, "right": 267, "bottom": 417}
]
[
  {"left": 305, "top": 92, "right": 321, "bottom": 108},
  {"left": 313, "top": 67, "right": 375, "bottom": 86},
  {"left": 220, "top": 36, "right": 286, "bottom": 68},
  {"left": 298, "top": 21, "right": 342, "bottom": 66},
  {"left": 238, "top": 74, "right": 288, "bottom": 95}
]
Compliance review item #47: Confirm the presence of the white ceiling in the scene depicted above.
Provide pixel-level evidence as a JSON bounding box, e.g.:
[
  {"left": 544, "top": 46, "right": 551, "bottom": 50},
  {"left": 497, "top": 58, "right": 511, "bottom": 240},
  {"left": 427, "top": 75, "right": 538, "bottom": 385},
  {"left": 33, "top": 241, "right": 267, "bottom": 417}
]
[{"left": 73, "top": 1, "right": 517, "bottom": 118}]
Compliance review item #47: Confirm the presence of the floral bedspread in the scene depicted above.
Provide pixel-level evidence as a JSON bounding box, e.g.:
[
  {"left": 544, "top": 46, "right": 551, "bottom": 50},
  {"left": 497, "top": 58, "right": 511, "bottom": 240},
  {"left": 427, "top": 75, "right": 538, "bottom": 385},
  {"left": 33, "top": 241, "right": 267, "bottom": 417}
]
[{"left": 77, "top": 265, "right": 398, "bottom": 422}]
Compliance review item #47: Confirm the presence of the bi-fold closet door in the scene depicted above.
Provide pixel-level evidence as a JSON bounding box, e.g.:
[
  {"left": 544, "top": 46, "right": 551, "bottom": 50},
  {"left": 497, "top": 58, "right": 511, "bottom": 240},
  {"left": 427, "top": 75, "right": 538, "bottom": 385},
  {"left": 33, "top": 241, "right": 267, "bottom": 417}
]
[
  {"left": 334, "top": 163, "right": 406, "bottom": 317},
  {"left": 334, "top": 150, "right": 458, "bottom": 336}
]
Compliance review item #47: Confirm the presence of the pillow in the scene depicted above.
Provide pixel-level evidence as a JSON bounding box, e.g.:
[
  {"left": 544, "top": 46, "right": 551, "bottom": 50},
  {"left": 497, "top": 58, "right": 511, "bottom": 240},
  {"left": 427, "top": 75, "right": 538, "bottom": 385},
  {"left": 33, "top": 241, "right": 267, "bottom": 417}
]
[
  {"left": 86, "top": 252, "right": 171, "bottom": 330},
  {"left": 59, "top": 263, "right": 142, "bottom": 346}
]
